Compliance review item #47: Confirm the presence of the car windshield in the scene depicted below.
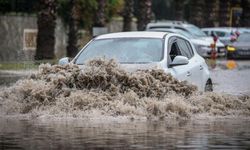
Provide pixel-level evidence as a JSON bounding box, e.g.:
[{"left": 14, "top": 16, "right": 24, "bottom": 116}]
[
  {"left": 75, "top": 38, "right": 163, "bottom": 64},
  {"left": 238, "top": 34, "right": 250, "bottom": 42},
  {"left": 175, "top": 30, "right": 195, "bottom": 38},
  {"left": 186, "top": 25, "right": 207, "bottom": 37},
  {"left": 214, "top": 31, "right": 227, "bottom": 37}
]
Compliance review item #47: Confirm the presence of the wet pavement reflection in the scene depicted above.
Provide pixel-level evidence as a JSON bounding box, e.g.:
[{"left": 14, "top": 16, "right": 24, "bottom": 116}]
[
  {"left": 0, "top": 118, "right": 250, "bottom": 149},
  {"left": 0, "top": 59, "right": 250, "bottom": 149}
]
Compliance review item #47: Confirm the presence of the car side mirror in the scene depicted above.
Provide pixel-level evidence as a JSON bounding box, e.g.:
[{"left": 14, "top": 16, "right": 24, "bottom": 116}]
[
  {"left": 169, "top": 56, "right": 189, "bottom": 67},
  {"left": 59, "top": 57, "right": 70, "bottom": 65}
]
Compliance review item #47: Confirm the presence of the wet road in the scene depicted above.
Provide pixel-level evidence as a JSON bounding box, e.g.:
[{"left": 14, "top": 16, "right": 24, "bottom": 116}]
[
  {"left": 0, "top": 70, "right": 33, "bottom": 86},
  {"left": 210, "top": 60, "right": 250, "bottom": 95},
  {"left": 1, "top": 60, "right": 250, "bottom": 95},
  {"left": 0, "top": 60, "right": 250, "bottom": 149},
  {"left": 0, "top": 117, "right": 250, "bottom": 150}
]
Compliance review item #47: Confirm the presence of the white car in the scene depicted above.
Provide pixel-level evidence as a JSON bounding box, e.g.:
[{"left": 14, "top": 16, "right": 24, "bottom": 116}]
[
  {"left": 202, "top": 27, "right": 238, "bottom": 46},
  {"left": 59, "top": 32, "right": 213, "bottom": 91},
  {"left": 146, "top": 22, "right": 225, "bottom": 57}
]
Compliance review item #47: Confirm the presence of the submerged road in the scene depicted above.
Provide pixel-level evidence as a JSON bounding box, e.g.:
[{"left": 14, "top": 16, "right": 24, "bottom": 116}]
[
  {"left": 210, "top": 60, "right": 250, "bottom": 95},
  {"left": 0, "top": 60, "right": 250, "bottom": 95},
  {"left": 0, "top": 59, "right": 250, "bottom": 149}
]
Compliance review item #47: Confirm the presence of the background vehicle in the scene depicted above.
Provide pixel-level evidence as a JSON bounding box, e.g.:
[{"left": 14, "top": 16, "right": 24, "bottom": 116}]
[
  {"left": 226, "top": 33, "right": 250, "bottom": 59},
  {"left": 146, "top": 22, "right": 225, "bottom": 57},
  {"left": 202, "top": 27, "right": 250, "bottom": 45},
  {"left": 59, "top": 31, "right": 213, "bottom": 91},
  {"left": 238, "top": 28, "right": 250, "bottom": 33},
  {"left": 202, "top": 27, "right": 239, "bottom": 46}
]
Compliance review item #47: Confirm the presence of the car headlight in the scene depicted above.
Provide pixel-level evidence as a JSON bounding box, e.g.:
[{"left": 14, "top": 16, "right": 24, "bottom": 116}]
[{"left": 227, "top": 46, "right": 236, "bottom": 52}]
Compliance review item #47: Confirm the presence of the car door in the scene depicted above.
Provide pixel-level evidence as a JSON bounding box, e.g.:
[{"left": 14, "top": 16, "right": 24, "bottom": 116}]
[
  {"left": 177, "top": 38, "right": 204, "bottom": 89},
  {"left": 166, "top": 37, "right": 192, "bottom": 83},
  {"left": 167, "top": 37, "right": 203, "bottom": 89}
]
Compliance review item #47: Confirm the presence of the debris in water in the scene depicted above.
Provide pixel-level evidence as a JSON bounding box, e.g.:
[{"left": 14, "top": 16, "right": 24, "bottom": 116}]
[{"left": 0, "top": 59, "right": 249, "bottom": 120}]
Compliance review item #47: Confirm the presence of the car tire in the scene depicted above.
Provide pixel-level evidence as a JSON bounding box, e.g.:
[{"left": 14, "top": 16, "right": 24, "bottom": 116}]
[{"left": 205, "top": 80, "right": 213, "bottom": 92}]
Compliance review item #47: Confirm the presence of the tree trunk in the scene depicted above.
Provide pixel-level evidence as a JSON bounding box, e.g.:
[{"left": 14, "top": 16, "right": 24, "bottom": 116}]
[
  {"left": 204, "top": 0, "right": 220, "bottom": 27},
  {"left": 123, "top": 0, "right": 134, "bottom": 31},
  {"left": 94, "top": 0, "right": 107, "bottom": 27},
  {"left": 137, "top": 0, "right": 152, "bottom": 31},
  {"left": 175, "top": 0, "right": 184, "bottom": 20},
  {"left": 66, "top": 0, "right": 79, "bottom": 58},
  {"left": 241, "top": 0, "right": 250, "bottom": 27},
  {"left": 35, "top": 0, "right": 57, "bottom": 60},
  {"left": 219, "top": 0, "right": 231, "bottom": 27},
  {"left": 189, "top": 0, "right": 205, "bottom": 27}
]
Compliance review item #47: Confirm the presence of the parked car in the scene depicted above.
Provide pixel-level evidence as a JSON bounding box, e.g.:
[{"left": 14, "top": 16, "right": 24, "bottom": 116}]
[
  {"left": 226, "top": 33, "right": 250, "bottom": 59},
  {"left": 147, "top": 28, "right": 226, "bottom": 57},
  {"left": 146, "top": 21, "right": 225, "bottom": 57},
  {"left": 59, "top": 32, "right": 213, "bottom": 91},
  {"left": 202, "top": 27, "right": 239, "bottom": 46},
  {"left": 238, "top": 28, "right": 250, "bottom": 33}
]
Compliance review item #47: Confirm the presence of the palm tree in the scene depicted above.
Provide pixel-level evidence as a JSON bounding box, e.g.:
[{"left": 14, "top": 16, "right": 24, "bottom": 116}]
[
  {"left": 35, "top": 0, "right": 57, "bottom": 60},
  {"left": 67, "top": 0, "right": 80, "bottom": 58},
  {"left": 204, "top": 0, "right": 220, "bottom": 27},
  {"left": 219, "top": 0, "right": 231, "bottom": 26},
  {"left": 189, "top": 0, "right": 205, "bottom": 27},
  {"left": 123, "top": 0, "right": 134, "bottom": 31},
  {"left": 175, "top": 0, "right": 184, "bottom": 20},
  {"left": 241, "top": 0, "right": 250, "bottom": 27},
  {"left": 94, "top": 0, "right": 107, "bottom": 27},
  {"left": 137, "top": 0, "right": 152, "bottom": 31}
]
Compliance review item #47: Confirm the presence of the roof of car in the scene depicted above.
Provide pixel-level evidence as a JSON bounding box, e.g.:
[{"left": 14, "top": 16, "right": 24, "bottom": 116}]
[
  {"left": 146, "top": 21, "right": 193, "bottom": 29},
  {"left": 202, "top": 27, "right": 250, "bottom": 34},
  {"left": 95, "top": 31, "right": 169, "bottom": 39},
  {"left": 202, "top": 27, "right": 238, "bottom": 32}
]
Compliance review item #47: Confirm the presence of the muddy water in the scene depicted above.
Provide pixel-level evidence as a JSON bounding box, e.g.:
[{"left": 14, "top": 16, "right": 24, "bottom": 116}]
[
  {"left": 1, "top": 59, "right": 250, "bottom": 149},
  {"left": 0, "top": 117, "right": 250, "bottom": 149},
  {"left": 0, "top": 72, "right": 25, "bottom": 86},
  {"left": 211, "top": 60, "right": 250, "bottom": 95}
]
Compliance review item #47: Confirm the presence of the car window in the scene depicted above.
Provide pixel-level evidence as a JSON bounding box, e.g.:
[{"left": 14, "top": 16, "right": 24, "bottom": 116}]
[
  {"left": 203, "top": 31, "right": 209, "bottom": 35},
  {"left": 214, "top": 31, "right": 226, "bottom": 37},
  {"left": 149, "top": 26, "right": 171, "bottom": 29},
  {"left": 176, "top": 38, "right": 193, "bottom": 59},
  {"left": 174, "top": 27, "right": 188, "bottom": 32},
  {"left": 185, "top": 25, "right": 207, "bottom": 37},
  {"left": 75, "top": 38, "right": 163, "bottom": 64},
  {"left": 169, "top": 41, "right": 182, "bottom": 61},
  {"left": 185, "top": 41, "right": 194, "bottom": 58},
  {"left": 176, "top": 30, "right": 194, "bottom": 38}
]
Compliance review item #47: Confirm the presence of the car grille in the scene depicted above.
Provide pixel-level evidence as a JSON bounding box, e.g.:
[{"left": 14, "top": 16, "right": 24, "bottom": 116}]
[
  {"left": 237, "top": 50, "right": 250, "bottom": 55},
  {"left": 217, "top": 47, "right": 226, "bottom": 53}
]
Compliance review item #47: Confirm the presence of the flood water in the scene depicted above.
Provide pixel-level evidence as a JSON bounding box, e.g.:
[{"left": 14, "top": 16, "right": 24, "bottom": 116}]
[
  {"left": 0, "top": 60, "right": 250, "bottom": 149},
  {"left": 1, "top": 117, "right": 250, "bottom": 149},
  {"left": 0, "top": 72, "right": 25, "bottom": 86}
]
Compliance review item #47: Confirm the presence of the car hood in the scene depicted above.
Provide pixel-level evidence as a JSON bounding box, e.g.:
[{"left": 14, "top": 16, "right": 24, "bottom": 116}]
[
  {"left": 200, "top": 37, "right": 225, "bottom": 47},
  {"left": 191, "top": 39, "right": 211, "bottom": 46},
  {"left": 78, "top": 62, "right": 162, "bottom": 72},
  {"left": 232, "top": 42, "right": 250, "bottom": 50}
]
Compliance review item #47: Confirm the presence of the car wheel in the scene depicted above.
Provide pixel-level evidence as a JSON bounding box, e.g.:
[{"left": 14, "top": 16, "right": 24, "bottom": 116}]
[{"left": 205, "top": 80, "right": 213, "bottom": 92}]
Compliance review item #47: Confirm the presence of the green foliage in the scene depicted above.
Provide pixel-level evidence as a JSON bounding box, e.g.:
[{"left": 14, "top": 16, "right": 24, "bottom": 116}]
[
  {"left": 57, "top": 0, "right": 70, "bottom": 27},
  {"left": 107, "top": 0, "right": 124, "bottom": 20},
  {"left": 0, "top": 62, "right": 38, "bottom": 70}
]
